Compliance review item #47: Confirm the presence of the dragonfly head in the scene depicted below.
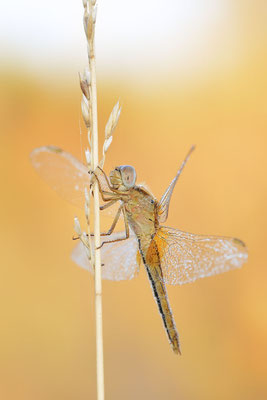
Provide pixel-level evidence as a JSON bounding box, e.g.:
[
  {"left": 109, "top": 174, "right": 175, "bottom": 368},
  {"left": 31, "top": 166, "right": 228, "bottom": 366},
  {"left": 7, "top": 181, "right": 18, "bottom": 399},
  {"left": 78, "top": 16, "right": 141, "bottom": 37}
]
[{"left": 110, "top": 165, "right": 136, "bottom": 190}]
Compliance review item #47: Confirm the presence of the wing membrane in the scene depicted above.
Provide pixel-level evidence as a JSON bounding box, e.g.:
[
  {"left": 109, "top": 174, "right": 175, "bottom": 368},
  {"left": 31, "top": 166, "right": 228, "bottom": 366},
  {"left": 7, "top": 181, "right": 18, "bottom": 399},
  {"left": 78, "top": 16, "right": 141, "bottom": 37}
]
[
  {"left": 155, "top": 226, "right": 248, "bottom": 285},
  {"left": 30, "top": 146, "right": 118, "bottom": 216},
  {"left": 71, "top": 230, "right": 141, "bottom": 281},
  {"left": 157, "top": 174, "right": 179, "bottom": 223},
  {"left": 158, "top": 146, "right": 195, "bottom": 223},
  {"left": 30, "top": 146, "right": 90, "bottom": 208}
]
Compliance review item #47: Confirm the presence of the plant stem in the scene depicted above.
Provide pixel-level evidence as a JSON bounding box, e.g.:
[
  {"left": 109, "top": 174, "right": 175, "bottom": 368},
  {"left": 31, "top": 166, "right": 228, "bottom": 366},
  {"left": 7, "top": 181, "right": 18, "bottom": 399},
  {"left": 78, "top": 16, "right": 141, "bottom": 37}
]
[
  {"left": 87, "top": 1, "right": 105, "bottom": 399},
  {"left": 91, "top": 58, "right": 105, "bottom": 400}
]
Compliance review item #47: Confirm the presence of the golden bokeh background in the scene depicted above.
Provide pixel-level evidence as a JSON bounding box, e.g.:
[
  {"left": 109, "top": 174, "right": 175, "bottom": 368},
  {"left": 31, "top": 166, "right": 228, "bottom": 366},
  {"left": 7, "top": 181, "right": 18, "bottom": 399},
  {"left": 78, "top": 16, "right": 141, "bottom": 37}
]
[{"left": 1, "top": 1, "right": 267, "bottom": 399}]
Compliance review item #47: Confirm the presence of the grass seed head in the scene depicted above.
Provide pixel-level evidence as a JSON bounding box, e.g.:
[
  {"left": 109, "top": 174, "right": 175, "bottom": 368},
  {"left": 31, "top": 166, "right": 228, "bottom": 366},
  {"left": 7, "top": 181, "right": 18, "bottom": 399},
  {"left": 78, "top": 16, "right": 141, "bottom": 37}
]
[
  {"left": 74, "top": 216, "right": 82, "bottom": 237},
  {"left": 105, "top": 100, "right": 121, "bottom": 140},
  {"left": 81, "top": 96, "right": 90, "bottom": 128},
  {"left": 103, "top": 136, "right": 113, "bottom": 153},
  {"left": 79, "top": 70, "right": 90, "bottom": 100},
  {"left": 85, "top": 148, "right": 91, "bottom": 166}
]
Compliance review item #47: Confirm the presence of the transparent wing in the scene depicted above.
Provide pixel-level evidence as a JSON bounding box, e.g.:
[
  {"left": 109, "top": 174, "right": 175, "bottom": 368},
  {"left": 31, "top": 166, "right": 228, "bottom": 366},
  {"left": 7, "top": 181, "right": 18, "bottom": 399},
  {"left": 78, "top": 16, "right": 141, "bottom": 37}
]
[
  {"left": 71, "top": 230, "right": 141, "bottom": 281},
  {"left": 30, "top": 146, "right": 90, "bottom": 208},
  {"left": 30, "top": 146, "right": 118, "bottom": 216},
  {"left": 155, "top": 226, "right": 248, "bottom": 285},
  {"left": 157, "top": 173, "right": 179, "bottom": 223},
  {"left": 158, "top": 146, "right": 195, "bottom": 223}
]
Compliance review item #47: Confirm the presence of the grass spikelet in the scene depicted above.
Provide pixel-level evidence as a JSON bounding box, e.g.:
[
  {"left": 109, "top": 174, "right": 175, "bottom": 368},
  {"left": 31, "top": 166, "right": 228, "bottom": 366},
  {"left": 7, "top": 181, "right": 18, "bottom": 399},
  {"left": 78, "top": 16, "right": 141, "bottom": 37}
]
[
  {"left": 74, "top": 216, "right": 82, "bottom": 237},
  {"left": 104, "top": 100, "right": 121, "bottom": 140},
  {"left": 99, "top": 100, "right": 121, "bottom": 168}
]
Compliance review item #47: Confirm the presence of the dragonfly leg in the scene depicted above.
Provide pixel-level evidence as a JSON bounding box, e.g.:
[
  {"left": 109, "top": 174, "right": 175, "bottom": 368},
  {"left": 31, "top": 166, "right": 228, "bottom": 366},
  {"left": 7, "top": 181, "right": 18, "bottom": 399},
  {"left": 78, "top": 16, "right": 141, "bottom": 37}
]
[
  {"left": 90, "top": 203, "right": 122, "bottom": 240},
  {"left": 95, "top": 166, "right": 115, "bottom": 192},
  {"left": 91, "top": 170, "right": 121, "bottom": 202},
  {"left": 100, "top": 190, "right": 120, "bottom": 202},
  {"left": 96, "top": 166, "right": 131, "bottom": 197},
  {"left": 92, "top": 204, "right": 122, "bottom": 238},
  {"left": 101, "top": 204, "right": 122, "bottom": 235},
  {"left": 99, "top": 198, "right": 118, "bottom": 211},
  {"left": 93, "top": 176, "right": 119, "bottom": 202},
  {"left": 97, "top": 205, "right": 129, "bottom": 248}
]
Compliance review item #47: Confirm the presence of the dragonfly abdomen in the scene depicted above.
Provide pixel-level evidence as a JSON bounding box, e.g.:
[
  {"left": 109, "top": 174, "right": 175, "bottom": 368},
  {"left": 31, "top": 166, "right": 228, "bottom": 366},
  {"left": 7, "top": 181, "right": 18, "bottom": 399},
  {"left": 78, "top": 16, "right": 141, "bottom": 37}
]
[{"left": 139, "top": 237, "right": 181, "bottom": 355}]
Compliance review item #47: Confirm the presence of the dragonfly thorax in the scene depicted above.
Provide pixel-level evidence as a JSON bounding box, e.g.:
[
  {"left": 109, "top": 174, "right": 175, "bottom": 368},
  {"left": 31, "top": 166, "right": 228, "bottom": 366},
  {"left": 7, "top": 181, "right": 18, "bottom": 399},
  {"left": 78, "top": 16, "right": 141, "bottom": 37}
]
[{"left": 109, "top": 165, "right": 136, "bottom": 190}]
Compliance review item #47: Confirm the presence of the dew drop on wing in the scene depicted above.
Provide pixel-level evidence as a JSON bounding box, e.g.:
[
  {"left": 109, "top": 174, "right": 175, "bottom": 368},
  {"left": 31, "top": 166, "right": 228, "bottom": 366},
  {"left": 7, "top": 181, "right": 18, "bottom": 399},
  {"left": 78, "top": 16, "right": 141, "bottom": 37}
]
[
  {"left": 154, "top": 226, "right": 248, "bottom": 285},
  {"left": 71, "top": 229, "right": 141, "bottom": 281}
]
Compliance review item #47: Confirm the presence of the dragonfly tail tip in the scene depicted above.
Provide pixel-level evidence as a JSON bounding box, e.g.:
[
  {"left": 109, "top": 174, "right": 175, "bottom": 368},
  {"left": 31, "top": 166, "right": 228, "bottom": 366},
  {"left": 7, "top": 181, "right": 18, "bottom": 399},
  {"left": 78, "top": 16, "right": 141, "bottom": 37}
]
[{"left": 173, "top": 344, "right": 182, "bottom": 355}]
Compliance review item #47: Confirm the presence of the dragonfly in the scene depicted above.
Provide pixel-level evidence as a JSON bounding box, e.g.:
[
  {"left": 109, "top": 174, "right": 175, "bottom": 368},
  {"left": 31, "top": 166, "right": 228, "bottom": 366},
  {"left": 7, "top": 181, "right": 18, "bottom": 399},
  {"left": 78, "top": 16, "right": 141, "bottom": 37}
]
[{"left": 31, "top": 145, "right": 248, "bottom": 354}]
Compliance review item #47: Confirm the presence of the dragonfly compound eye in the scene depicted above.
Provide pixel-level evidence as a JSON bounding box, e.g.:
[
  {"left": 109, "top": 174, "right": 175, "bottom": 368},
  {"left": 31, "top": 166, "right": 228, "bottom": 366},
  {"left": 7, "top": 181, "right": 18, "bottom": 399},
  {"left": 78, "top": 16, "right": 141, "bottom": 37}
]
[{"left": 120, "top": 165, "right": 136, "bottom": 188}]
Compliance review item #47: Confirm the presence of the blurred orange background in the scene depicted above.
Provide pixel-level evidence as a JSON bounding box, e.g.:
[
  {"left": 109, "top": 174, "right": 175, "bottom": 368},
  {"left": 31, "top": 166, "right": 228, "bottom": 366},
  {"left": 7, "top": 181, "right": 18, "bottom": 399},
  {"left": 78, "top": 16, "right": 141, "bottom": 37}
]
[{"left": 1, "top": 1, "right": 267, "bottom": 399}]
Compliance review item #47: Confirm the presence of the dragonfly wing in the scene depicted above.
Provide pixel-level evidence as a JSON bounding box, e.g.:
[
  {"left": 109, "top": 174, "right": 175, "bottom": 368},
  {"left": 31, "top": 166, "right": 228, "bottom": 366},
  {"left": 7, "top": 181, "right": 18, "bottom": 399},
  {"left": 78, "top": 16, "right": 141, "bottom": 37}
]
[
  {"left": 30, "top": 146, "right": 90, "bottom": 208},
  {"left": 158, "top": 146, "right": 195, "bottom": 223},
  {"left": 155, "top": 226, "right": 248, "bottom": 285},
  {"left": 30, "top": 146, "right": 120, "bottom": 217},
  {"left": 157, "top": 173, "right": 180, "bottom": 223},
  {"left": 71, "top": 230, "right": 141, "bottom": 281}
]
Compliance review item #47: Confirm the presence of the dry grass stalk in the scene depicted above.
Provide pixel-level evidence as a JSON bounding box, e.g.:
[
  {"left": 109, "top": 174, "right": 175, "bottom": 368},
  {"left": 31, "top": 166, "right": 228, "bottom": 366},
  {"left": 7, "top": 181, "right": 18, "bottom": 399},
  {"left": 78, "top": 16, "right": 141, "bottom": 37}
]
[
  {"left": 76, "top": 1, "right": 122, "bottom": 398},
  {"left": 80, "top": 1, "right": 104, "bottom": 399}
]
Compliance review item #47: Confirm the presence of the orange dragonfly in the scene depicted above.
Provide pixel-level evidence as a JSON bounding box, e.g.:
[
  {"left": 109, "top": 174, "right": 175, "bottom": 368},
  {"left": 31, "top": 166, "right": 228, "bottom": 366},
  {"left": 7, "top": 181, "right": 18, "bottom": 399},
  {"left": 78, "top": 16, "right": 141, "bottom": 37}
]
[{"left": 31, "top": 145, "right": 248, "bottom": 354}]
